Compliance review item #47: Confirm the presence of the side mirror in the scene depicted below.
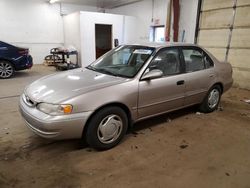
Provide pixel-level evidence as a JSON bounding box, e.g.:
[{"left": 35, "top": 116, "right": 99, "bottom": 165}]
[{"left": 141, "top": 69, "right": 163, "bottom": 81}]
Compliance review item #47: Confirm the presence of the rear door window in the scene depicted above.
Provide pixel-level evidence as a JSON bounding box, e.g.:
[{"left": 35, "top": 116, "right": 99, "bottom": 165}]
[{"left": 182, "top": 48, "right": 213, "bottom": 72}]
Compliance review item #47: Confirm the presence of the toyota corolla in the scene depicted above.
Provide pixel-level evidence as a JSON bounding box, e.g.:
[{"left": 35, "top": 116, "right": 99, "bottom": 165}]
[{"left": 19, "top": 43, "right": 233, "bottom": 150}]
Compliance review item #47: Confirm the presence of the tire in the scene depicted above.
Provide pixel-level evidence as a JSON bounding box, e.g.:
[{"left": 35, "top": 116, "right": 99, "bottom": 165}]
[
  {"left": 85, "top": 106, "right": 128, "bottom": 150},
  {"left": 0, "top": 61, "right": 14, "bottom": 79},
  {"left": 199, "top": 85, "right": 222, "bottom": 113}
]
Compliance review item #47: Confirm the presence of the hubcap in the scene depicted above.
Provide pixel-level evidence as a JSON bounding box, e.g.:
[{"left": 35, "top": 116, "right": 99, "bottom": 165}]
[
  {"left": 208, "top": 89, "right": 220, "bottom": 109},
  {"left": 97, "top": 114, "right": 123, "bottom": 144},
  {"left": 0, "top": 62, "right": 13, "bottom": 78}
]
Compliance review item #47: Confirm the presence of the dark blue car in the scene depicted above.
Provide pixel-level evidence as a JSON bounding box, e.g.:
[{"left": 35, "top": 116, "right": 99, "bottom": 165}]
[{"left": 0, "top": 41, "right": 33, "bottom": 78}]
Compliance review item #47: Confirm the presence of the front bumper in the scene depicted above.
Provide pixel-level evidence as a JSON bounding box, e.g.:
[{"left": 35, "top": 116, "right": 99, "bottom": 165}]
[{"left": 19, "top": 95, "right": 92, "bottom": 139}]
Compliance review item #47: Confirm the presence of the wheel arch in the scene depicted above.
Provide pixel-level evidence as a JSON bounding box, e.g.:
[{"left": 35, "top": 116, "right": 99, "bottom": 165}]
[
  {"left": 213, "top": 82, "right": 224, "bottom": 93},
  {"left": 82, "top": 102, "right": 132, "bottom": 138},
  {"left": 0, "top": 58, "right": 16, "bottom": 70}
]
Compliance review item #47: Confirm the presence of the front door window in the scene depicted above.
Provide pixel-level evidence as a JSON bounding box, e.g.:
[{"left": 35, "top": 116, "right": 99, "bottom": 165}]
[{"left": 147, "top": 48, "right": 181, "bottom": 76}]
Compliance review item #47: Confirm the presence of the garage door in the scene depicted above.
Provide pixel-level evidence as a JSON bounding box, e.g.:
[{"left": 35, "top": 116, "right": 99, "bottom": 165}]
[{"left": 197, "top": 0, "right": 250, "bottom": 89}]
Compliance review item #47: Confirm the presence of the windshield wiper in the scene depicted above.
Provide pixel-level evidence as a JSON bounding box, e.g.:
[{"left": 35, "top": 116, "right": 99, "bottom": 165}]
[
  {"left": 86, "top": 65, "right": 97, "bottom": 71},
  {"left": 86, "top": 65, "right": 130, "bottom": 78},
  {"left": 86, "top": 65, "right": 118, "bottom": 76},
  {"left": 97, "top": 68, "right": 118, "bottom": 77}
]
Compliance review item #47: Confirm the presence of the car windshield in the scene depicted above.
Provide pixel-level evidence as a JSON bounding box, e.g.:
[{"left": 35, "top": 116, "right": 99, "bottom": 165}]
[{"left": 87, "top": 45, "right": 155, "bottom": 78}]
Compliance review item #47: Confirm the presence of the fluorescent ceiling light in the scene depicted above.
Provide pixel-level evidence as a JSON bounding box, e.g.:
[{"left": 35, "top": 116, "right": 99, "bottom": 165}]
[{"left": 49, "top": 0, "right": 59, "bottom": 4}]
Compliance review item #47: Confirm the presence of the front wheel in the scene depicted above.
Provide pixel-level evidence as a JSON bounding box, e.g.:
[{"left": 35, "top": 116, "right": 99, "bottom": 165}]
[
  {"left": 199, "top": 85, "right": 222, "bottom": 113},
  {"left": 85, "top": 106, "right": 128, "bottom": 150}
]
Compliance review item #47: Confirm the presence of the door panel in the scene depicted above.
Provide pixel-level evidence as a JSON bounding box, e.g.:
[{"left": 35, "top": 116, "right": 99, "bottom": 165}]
[
  {"left": 181, "top": 48, "right": 216, "bottom": 106},
  {"left": 138, "top": 75, "right": 185, "bottom": 119},
  {"left": 138, "top": 47, "right": 185, "bottom": 118},
  {"left": 183, "top": 68, "right": 215, "bottom": 105},
  {"left": 138, "top": 47, "right": 185, "bottom": 119}
]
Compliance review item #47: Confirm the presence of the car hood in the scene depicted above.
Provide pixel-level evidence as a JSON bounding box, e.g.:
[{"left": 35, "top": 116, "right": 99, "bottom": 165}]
[{"left": 25, "top": 68, "right": 128, "bottom": 104}]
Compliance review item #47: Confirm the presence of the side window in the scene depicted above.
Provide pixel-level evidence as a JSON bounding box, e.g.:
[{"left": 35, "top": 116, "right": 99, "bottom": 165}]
[
  {"left": 148, "top": 48, "right": 181, "bottom": 76},
  {"left": 204, "top": 54, "right": 214, "bottom": 69},
  {"left": 182, "top": 49, "right": 214, "bottom": 72},
  {"left": 182, "top": 49, "right": 205, "bottom": 72}
]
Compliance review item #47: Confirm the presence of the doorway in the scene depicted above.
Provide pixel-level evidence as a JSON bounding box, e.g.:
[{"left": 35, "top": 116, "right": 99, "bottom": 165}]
[{"left": 95, "top": 24, "right": 112, "bottom": 59}]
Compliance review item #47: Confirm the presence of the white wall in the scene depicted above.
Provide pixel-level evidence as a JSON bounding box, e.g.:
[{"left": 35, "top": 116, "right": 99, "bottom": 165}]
[
  {"left": 152, "top": 0, "right": 168, "bottom": 26},
  {"left": 0, "top": 0, "right": 63, "bottom": 64},
  {"left": 0, "top": 0, "right": 99, "bottom": 64},
  {"left": 79, "top": 12, "right": 124, "bottom": 66},
  {"left": 123, "top": 16, "right": 138, "bottom": 44},
  {"left": 63, "top": 12, "right": 81, "bottom": 53},
  {"left": 108, "top": 0, "right": 198, "bottom": 44},
  {"left": 61, "top": 3, "right": 98, "bottom": 15},
  {"left": 108, "top": 0, "right": 169, "bottom": 43},
  {"left": 178, "top": 0, "right": 199, "bottom": 43},
  {"left": 108, "top": 1, "right": 156, "bottom": 43}
]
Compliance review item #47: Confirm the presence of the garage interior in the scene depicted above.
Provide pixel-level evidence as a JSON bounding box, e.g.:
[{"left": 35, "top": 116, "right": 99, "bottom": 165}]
[{"left": 0, "top": 0, "right": 250, "bottom": 187}]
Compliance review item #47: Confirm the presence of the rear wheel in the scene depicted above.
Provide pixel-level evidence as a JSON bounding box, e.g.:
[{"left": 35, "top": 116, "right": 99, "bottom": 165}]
[
  {"left": 0, "top": 61, "right": 14, "bottom": 79},
  {"left": 86, "top": 106, "right": 128, "bottom": 150},
  {"left": 199, "top": 85, "right": 222, "bottom": 113}
]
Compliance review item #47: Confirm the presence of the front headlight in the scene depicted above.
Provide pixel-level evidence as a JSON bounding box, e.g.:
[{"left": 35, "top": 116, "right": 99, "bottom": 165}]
[{"left": 37, "top": 103, "right": 73, "bottom": 116}]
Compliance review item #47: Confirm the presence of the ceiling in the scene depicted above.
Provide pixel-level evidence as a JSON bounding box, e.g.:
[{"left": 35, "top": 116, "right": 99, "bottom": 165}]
[{"left": 52, "top": 0, "right": 143, "bottom": 9}]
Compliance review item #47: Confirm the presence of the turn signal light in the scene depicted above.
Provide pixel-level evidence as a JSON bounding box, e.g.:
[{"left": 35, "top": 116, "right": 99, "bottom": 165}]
[{"left": 62, "top": 105, "right": 73, "bottom": 114}]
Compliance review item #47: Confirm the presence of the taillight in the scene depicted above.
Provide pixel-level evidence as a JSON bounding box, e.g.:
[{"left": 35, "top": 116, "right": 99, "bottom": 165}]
[{"left": 18, "top": 49, "right": 29, "bottom": 55}]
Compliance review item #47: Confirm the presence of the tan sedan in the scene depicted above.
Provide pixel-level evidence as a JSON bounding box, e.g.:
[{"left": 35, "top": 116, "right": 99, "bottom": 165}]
[{"left": 19, "top": 43, "right": 233, "bottom": 150}]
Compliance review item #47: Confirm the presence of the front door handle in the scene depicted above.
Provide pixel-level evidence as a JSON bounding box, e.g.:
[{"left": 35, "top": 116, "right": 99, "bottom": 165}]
[{"left": 177, "top": 80, "right": 185, "bottom": 85}]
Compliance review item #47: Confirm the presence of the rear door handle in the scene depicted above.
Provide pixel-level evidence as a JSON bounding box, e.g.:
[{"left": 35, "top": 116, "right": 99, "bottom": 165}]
[{"left": 177, "top": 80, "right": 185, "bottom": 85}]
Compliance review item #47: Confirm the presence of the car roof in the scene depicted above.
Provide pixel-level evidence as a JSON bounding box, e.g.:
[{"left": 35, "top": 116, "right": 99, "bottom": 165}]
[
  {"left": 0, "top": 41, "right": 15, "bottom": 48},
  {"left": 129, "top": 42, "right": 198, "bottom": 49}
]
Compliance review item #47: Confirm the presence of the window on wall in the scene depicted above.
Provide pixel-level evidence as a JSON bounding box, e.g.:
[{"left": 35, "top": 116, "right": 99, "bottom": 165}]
[{"left": 152, "top": 26, "right": 165, "bottom": 42}]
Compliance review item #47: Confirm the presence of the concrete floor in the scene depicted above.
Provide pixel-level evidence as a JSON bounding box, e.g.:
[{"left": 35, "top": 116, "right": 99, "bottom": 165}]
[{"left": 0, "top": 65, "right": 250, "bottom": 188}]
